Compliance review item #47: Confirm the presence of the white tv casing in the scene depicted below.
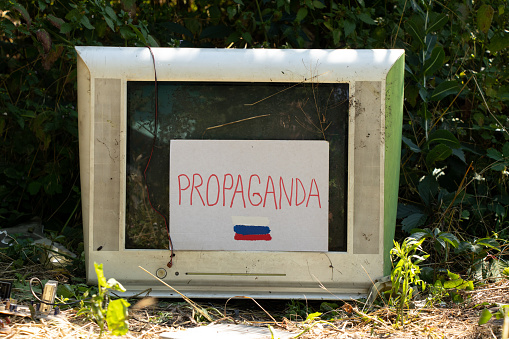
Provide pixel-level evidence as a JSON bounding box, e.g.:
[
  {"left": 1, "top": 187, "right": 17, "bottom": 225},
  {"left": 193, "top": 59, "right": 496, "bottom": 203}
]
[{"left": 76, "top": 47, "right": 404, "bottom": 299}]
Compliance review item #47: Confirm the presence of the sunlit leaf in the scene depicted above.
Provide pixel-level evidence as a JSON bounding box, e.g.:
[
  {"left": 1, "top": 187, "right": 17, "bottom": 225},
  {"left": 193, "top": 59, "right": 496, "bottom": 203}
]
[
  {"left": 106, "top": 299, "right": 130, "bottom": 336},
  {"left": 479, "top": 309, "right": 492, "bottom": 325}
]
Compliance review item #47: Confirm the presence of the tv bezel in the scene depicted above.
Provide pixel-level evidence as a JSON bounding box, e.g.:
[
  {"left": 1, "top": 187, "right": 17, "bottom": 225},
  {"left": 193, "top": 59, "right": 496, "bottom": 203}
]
[{"left": 76, "top": 47, "right": 404, "bottom": 299}]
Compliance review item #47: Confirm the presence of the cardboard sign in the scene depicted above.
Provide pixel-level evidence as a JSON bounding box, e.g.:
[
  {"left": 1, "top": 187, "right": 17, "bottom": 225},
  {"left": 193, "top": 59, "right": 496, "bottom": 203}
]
[{"left": 169, "top": 140, "right": 329, "bottom": 251}]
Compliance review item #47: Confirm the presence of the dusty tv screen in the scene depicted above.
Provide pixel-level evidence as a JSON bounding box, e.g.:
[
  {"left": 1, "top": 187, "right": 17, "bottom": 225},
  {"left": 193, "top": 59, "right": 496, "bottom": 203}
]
[{"left": 126, "top": 81, "right": 349, "bottom": 251}]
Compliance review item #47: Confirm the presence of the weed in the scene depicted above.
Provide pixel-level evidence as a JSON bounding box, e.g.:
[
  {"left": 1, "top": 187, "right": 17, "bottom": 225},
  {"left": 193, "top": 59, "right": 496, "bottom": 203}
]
[
  {"left": 77, "top": 263, "right": 130, "bottom": 337},
  {"left": 390, "top": 237, "right": 429, "bottom": 326}
]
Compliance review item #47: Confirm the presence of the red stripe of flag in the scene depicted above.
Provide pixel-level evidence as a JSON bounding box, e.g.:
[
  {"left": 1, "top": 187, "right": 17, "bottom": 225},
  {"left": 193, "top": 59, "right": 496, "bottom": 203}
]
[{"left": 234, "top": 234, "right": 272, "bottom": 241}]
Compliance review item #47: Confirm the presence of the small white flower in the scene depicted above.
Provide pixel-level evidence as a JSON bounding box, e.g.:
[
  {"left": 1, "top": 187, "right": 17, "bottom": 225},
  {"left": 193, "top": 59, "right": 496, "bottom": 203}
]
[
  {"left": 432, "top": 167, "right": 447, "bottom": 178},
  {"left": 473, "top": 173, "right": 485, "bottom": 181}
]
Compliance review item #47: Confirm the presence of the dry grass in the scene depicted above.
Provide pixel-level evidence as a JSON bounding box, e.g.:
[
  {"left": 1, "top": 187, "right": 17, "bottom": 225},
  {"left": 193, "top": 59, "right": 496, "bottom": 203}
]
[{"left": 1, "top": 261, "right": 507, "bottom": 339}]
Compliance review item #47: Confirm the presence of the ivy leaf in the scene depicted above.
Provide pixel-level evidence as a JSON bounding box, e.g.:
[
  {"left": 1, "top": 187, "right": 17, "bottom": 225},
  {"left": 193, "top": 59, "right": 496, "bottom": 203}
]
[{"left": 423, "top": 46, "right": 444, "bottom": 76}]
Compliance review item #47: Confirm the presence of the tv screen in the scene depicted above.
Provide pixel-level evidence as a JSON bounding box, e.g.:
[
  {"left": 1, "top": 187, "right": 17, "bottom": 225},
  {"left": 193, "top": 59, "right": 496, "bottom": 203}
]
[{"left": 126, "top": 81, "right": 349, "bottom": 251}]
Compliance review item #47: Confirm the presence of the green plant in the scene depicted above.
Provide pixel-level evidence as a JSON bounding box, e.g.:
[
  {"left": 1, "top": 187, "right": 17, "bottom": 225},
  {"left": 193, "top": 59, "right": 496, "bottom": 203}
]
[
  {"left": 428, "top": 270, "right": 474, "bottom": 304},
  {"left": 390, "top": 237, "right": 429, "bottom": 326},
  {"left": 77, "top": 263, "right": 130, "bottom": 337},
  {"left": 411, "top": 227, "right": 459, "bottom": 264}
]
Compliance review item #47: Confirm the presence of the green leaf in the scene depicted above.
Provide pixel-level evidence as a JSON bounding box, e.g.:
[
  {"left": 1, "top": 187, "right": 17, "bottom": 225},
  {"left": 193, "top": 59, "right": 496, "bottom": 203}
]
[
  {"left": 305, "top": 312, "right": 322, "bottom": 322},
  {"left": 438, "top": 232, "right": 459, "bottom": 248},
  {"left": 405, "top": 15, "right": 425, "bottom": 46},
  {"left": 296, "top": 7, "right": 308, "bottom": 22},
  {"left": 104, "top": 6, "right": 118, "bottom": 22},
  {"left": 313, "top": 0, "right": 326, "bottom": 9},
  {"left": 128, "top": 24, "right": 148, "bottom": 44},
  {"left": 426, "top": 12, "right": 448, "bottom": 34},
  {"left": 502, "top": 143, "right": 509, "bottom": 158},
  {"left": 423, "top": 46, "right": 445, "bottom": 76},
  {"left": 80, "top": 16, "right": 95, "bottom": 30},
  {"left": 146, "top": 34, "right": 159, "bottom": 47},
  {"left": 397, "top": 204, "right": 423, "bottom": 219},
  {"left": 60, "top": 22, "right": 73, "bottom": 34},
  {"left": 402, "top": 136, "right": 421, "bottom": 153},
  {"left": 418, "top": 175, "right": 439, "bottom": 206},
  {"left": 94, "top": 263, "right": 109, "bottom": 290},
  {"left": 233, "top": 0, "right": 244, "bottom": 4},
  {"left": 27, "top": 181, "right": 42, "bottom": 195},
  {"left": 426, "top": 144, "right": 453, "bottom": 167},
  {"left": 479, "top": 308, "right": 493, "bottom": 325},
  {"left": 357, "top": 12, "right": 376, "bottom": 25},
  {"left": 12, "top": 3, "right": 31, "bottom": 26},
  {"left": 106, "top": 298, "right": 130, "bottom": 336},
  {"left": 427, "top": 129, "right": 460, "bottom": 149},
  {"left": 106, "top": 278, "right": 126, "bottom": 292},
  {"left": 332, "top": 28, "right": 341, "bottom": 45},
  {"left": 104, "top": 16, "right": 114, "bottom": 31},
  {"left": 344, "top": 20, "right": 355, "bottom": 37},
  {"left": 486, "top": 148, "right": 503, "bottom": 161},
  {"left": 488, "top": 33, "right": 509, "bottom": 52},
  {"left": 119, "top": 26, "right": 136, "bottom": 40},
  {"left": 476, "top": 238, "right": 500, "bottom": 250},
  {"left": 431, "top": 81, "right": 461, "bottom": 101},
  {"left": 502, "top": 267, "right": 509, "bottom": 276},
  {"left": 477, "top": 4, "right": 494, "bottom": 34},
  {"left": 402, "top": 213, "right": 426, "bottom": 233}
]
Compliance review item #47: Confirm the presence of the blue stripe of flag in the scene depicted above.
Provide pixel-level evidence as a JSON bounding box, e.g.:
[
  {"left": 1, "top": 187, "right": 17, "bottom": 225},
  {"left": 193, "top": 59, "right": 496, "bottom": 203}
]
[{"left": 233, "top": 225, "right": 270, "bottom": 235}]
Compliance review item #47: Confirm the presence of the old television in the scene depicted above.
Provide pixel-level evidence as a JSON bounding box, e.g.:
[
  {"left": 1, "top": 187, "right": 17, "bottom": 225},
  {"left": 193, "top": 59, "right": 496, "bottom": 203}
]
[{"left": 76, "top": 47, "right": 404, "bottom": 299}]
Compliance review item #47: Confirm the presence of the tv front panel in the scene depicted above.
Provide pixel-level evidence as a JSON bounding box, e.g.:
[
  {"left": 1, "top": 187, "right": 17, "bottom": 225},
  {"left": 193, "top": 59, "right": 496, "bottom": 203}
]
[{"left": 77, "top": 47, "right": 404, "bottom": 299}]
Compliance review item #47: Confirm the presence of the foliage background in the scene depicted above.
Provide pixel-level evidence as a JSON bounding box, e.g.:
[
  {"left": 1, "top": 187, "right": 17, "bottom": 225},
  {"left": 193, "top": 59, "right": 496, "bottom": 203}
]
[{"left": 0, "top": 0, "right": 508, "bottom": 270}]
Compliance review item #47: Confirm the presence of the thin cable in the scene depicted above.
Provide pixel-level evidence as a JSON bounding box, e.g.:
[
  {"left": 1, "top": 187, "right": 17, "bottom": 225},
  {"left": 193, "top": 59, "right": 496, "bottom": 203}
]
[
  {"left": 145, "top": 46, "right": 174, "bottom": 268},
  {"left": 29, "top": 277, "right": 88, "bottom": 306}
]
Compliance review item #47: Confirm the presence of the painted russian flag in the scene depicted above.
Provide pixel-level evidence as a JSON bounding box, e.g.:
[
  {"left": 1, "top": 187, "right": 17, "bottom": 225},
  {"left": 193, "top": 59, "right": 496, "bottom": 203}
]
[{"left": 232, "top": 216, "right": 272, "bottom": 241}]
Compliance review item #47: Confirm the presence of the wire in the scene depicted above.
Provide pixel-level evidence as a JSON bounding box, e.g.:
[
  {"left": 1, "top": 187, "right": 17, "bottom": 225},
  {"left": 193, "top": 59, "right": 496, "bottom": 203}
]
[
  {"left": 29, "top": 277, "right": 88, "bottom": 306},
  {"left": 145, "top": 46, "right": 174, "bottom": 268}
]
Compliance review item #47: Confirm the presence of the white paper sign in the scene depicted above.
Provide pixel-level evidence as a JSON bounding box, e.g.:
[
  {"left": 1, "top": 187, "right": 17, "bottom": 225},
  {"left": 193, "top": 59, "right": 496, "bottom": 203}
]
[{"left": 169, "top": 140, "right": 329, "bottom": 251}]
